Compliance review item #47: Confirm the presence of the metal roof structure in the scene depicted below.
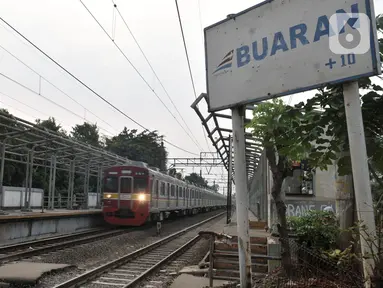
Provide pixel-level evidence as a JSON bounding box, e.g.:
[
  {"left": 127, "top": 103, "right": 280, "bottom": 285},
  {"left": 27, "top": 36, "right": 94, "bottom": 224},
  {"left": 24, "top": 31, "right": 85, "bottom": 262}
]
[
  {"left": 0, "top": 111, "right": 145, "bottom": 176},
  {"left": 191, "top": 93, "right": 263, "bottom": 180}
]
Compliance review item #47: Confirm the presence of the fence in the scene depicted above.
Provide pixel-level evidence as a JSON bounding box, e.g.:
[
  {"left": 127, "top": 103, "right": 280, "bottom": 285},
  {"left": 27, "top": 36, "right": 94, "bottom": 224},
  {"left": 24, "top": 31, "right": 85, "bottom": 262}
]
[{"left": 259, "top": 238, "right": 364, "bottom": 288}]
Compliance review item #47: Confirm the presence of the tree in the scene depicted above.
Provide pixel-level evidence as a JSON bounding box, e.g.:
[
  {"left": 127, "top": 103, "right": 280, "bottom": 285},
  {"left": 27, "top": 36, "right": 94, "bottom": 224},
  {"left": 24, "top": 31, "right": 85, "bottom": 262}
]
[
  {"left": 71, "top": 122, "right": 101, "bottom": 147},
  {"left": 184, "top": 172, "right": 208, "bottom": 187},
  {"left": 105, "top": 128, "right": 167, "bottom": 171}
]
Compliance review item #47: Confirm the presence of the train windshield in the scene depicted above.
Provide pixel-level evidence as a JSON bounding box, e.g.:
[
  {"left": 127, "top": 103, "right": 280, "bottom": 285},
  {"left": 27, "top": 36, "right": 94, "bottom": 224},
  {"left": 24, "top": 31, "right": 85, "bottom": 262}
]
[
  {"left": 103, "top": 176, "right": 118, "bottom": 193},
  {"left": 134, "top": 178, "right": 147, "bottom": 193},
  {"left": 120, "top": 177, "right": 132, "bottom": 193}
]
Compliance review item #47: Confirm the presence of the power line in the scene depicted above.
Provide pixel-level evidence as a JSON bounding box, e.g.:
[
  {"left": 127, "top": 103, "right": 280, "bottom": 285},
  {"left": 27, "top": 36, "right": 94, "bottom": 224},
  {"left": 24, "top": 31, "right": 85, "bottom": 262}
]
[
  {"left": 110, "top": 0, "right": 204, "bottom": 151},
  {"left": 79, "top": 0, "right": 203, "bottom": 151},
  {"left": 0, "top": 72, "right": 115, "bottom": 136},
  {"left": 0, "top": 16, "right": 198, "bottom": 156},
  {"left": 0, "top": 43, "right": 118, "bottom": 134},
  {"left": 174, "top": 0, "right": 212, "bottom": 153}
]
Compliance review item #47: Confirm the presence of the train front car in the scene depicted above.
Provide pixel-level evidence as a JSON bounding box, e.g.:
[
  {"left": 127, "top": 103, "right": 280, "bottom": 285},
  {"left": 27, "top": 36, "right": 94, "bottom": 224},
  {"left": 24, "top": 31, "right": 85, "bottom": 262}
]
[{"left": 102, "top": 165, "right": 150, "bottom": 226}]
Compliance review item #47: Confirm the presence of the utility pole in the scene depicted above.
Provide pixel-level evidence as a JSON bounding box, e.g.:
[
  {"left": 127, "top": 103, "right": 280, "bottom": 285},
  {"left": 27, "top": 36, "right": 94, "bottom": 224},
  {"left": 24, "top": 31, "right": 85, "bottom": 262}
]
[{"left": 231, "top": 106, "right": 252, "bottom": 288}]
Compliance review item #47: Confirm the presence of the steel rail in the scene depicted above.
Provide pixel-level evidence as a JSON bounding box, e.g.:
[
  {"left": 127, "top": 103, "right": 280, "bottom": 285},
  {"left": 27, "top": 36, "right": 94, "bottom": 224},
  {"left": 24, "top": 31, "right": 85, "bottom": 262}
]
[
  {"left": 0, "top": 228, "right": 130, "bottom": 263},
  {"left": 125, "top": 234, "right": 201, "bottom": 287},
  {"left": 53, "top": 211, "right": 225, "bottom": 288}
]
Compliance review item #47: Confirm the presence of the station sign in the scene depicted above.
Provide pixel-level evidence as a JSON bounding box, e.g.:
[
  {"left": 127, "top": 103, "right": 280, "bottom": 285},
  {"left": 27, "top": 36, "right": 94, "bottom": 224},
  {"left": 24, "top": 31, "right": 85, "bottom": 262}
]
[{"left": 204, "top": 0, "right": 381, "bottom": 112}]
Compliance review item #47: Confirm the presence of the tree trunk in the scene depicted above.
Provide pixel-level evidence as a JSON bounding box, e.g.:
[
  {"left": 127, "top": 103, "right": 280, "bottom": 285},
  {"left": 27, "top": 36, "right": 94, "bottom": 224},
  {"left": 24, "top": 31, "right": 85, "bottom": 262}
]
[
  {"left": 271, "top": 171, "right": 292, "bottom": 276},
  {"left": 265, "top": 147, "right": 292, "bottom": 275}
]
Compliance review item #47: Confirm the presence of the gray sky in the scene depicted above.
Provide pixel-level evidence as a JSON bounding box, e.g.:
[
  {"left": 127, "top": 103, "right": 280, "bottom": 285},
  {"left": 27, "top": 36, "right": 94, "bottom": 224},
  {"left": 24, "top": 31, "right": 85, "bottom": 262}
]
[{"left": 0, "top": 0, "right": 382, "bottom": 192}]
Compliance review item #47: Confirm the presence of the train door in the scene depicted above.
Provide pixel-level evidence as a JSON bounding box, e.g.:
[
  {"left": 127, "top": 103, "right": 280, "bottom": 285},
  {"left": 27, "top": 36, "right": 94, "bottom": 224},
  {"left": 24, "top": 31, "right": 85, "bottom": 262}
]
[
  {"left": 184, "top": 188, "right": 186, "bottom": 207},
  {"left": 167, "top": 183, "right": 170, "bottom": 208},
  {"left": 119, "top": 176, "right": 133, "bottom": 209},
  {"left": 151, "top": 179, "right": 158, "bottom": 209},
  {"left": 176, "top": 185, "right": 179, "bottom": 207},
  {"left": 155, "top": 180, "right": 159, "bottom": 208}
]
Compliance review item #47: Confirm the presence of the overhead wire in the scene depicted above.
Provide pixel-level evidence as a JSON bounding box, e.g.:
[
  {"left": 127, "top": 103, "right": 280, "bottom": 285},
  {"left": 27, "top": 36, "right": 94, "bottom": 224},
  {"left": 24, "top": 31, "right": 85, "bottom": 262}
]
[
  {"left": 110, "top": 0, "right": 204, "bottom": 152},
  {"left": 0, "top": 72, "right": 115, "bottom": 136},
  {"left": 174, "top": 0, "right": 212, "bottom": 153},
  {"left": 79, "top": 0, "right": 203, "bottom": 152},
  {"left": 0, "top": 43, "right": 119, "bottom": 134},
  {"left": 0, "top": 16, "right": 199, "bottom": 156}
]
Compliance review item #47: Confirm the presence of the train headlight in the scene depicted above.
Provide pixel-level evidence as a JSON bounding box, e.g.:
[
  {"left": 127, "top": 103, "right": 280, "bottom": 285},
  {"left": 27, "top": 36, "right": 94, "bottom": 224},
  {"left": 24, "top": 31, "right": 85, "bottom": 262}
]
[
  {"left": 138, "top": 194, "right": 146, "bottom": 201},
  {"left": 106, "top": 194, "right": 112, "bottom": 199}
]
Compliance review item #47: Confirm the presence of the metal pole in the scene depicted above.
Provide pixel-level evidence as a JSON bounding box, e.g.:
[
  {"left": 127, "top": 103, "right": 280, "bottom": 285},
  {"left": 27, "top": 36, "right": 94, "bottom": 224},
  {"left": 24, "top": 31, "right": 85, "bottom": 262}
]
[
  {"left": 51, "top": 155, "right": 57, "bottom": 210},
  {"left": 227, "top": 135, "right": 233, "bottom": 224},
  {"left": 343, "top": 81, "right": 376, "bottom": 282},
  {"left": 96, "top": 165, "right": 102, "bottom": 208},
  {"left": 23, "top": 151, "right": 30, "bottom": 209},
  {"left": 48, "top": 155, "right": 53, "bottom": 210},
  {"left": 0, "top": 142, "right": 6, "bottom": 214},
  {"left": 209, "top": 235, "right": 214, "bottom": 287},
  {"left": 27, "top": 149, "right": 34, "bottom": 210},
  {"left": 67, "top": 160, "right": 73, "bottom": 209},
  {"left": 84, "top": 163, "right": 90, "bottom": 209},
  {"left": 231, "top": 106, "right": 252, "bottom": 288}
]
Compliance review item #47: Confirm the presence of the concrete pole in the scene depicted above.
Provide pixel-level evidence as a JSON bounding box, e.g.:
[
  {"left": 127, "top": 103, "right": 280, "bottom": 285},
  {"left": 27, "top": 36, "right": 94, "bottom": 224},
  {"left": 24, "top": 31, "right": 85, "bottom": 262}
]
[
  {"left": 343, "top": 81, "right": 376, "bottom": 284},
  {"left": 84, "top": 163, "right": 90, "bottom": 209},
  {"left": 231, "top": 106, "right": 252, "bottom": 288},
  {"left": 0, "top": 142, "right": 6, "bottom": 214}
]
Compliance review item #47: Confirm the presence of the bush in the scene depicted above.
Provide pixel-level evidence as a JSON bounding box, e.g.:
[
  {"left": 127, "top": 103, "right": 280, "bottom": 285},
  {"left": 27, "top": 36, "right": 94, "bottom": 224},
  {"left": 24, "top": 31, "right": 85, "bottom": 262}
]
[{"left": 288, "top": 210, "right": 340, "bottom": 251}]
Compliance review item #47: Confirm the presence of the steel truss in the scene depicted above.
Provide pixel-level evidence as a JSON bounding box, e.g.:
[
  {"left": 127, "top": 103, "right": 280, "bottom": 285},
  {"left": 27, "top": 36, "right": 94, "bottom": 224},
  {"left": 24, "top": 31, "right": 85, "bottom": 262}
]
[
  {"left": 0, "top": 111, "right": 138, "bottom": 212},
  {"left": 191, "top": 93, "right": 262, "bottom": 180}
]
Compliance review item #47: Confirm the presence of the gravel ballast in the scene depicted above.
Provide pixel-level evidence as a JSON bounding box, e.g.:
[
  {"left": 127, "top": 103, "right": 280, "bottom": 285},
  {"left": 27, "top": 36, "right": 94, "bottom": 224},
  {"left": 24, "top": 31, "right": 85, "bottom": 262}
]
[{"left": 22, "top": 210, "right": 225, "bottom": 288}]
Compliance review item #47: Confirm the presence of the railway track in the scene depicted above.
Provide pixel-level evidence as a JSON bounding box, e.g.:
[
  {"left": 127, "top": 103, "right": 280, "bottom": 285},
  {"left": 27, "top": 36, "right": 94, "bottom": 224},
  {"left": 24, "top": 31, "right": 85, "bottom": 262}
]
[
  {"left": 53, "top": 212, "right": 225, "bottom": 288},
  {"left": 0, "top": 227, "right": 130, "bottom": 263}
]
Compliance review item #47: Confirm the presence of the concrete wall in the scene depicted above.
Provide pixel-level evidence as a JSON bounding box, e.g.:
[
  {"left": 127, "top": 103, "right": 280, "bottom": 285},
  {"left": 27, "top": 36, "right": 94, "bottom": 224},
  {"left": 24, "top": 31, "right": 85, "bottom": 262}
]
[
  {"left": 1, "top": 186, "right": 100, "bottom": 209},
  {"left": 0, "top": 214, "right": 104, "bottom": 245},
  {"left": 248, "top": 151, "right": 339, "bottom": 227}
]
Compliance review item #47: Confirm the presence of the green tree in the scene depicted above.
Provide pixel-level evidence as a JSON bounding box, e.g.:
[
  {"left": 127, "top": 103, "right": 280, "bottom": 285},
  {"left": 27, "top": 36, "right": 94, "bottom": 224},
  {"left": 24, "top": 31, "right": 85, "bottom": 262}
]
[
  {"left": 185, "top": 172, "right": 208, "bottom": 187},
  {"left": 105, "top": 128, "right": 167, "bottom": 171},
  {"left": 71, "top": 122, "right": 101, "bottom": 147}
]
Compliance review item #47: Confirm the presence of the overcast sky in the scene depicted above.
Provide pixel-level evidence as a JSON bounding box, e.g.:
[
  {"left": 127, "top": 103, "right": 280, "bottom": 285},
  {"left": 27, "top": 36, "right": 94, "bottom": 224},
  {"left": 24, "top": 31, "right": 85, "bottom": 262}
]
[{"left": 0, "top": 0, "right": 382, "bottom": 192}]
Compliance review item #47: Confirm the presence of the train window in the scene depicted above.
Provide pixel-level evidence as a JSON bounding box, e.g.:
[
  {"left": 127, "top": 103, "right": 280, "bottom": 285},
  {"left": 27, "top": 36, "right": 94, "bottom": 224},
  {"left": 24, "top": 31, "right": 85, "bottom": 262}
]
[
  {"left": 167, "top": 183, "right": 170, "bottom": 196},
  {"left": 171, "top": 185, "right": 175, "bottom": 197},
  {"left": 186, "top": 189, "right": 189, "bottom": 198},
  {"left": 178, "top": 187, "right": 182, "bottom": 197},
  {"left": 103, "top": 176, "right": 118, "bottom": 192},
  {"left": 160, "top": 182, "right": 165, "bottom": 196},
  {"left": 155, "top": 180, "right": 159, "bottom": 194},
  {"left": 120, "top": 177, "right": 132, "bottom": 193},
  {"left": 183, "top": 188, "right": 186, "bottom": 198},
  {"left": 134, "top": 178, "right": 147, "bottom": 193}
]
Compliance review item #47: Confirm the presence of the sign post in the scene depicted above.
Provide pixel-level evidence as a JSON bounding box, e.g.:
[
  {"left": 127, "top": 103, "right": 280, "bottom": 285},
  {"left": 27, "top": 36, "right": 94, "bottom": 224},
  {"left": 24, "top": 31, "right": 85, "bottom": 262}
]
[
  {"left": 231, "top": 106, "right": 252, "bottom": 288},
  {"left": 203, "top": 0, "right": 381, "bottom": 286},
  {"left": 227, "top": 135, "right": 233, "bottom": 224},
  {"left": 343, "top": 81, "right": 376, "bottom": 281}
]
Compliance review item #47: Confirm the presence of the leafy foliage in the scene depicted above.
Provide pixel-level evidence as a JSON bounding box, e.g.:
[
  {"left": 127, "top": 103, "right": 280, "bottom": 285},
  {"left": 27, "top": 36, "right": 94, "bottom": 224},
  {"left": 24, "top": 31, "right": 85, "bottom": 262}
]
[
  {"left": 105, "top": 128, "right": 167, "bottom": 171},
  {"left": 288, "top": 210, "right": 340, "bottom": 251}
]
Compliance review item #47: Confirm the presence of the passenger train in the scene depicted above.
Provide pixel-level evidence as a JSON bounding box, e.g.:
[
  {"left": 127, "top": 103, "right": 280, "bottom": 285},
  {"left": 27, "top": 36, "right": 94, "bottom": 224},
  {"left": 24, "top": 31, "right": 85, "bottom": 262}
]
[{"left": 102, "top": 162, "right": 226, "bottom": 226}]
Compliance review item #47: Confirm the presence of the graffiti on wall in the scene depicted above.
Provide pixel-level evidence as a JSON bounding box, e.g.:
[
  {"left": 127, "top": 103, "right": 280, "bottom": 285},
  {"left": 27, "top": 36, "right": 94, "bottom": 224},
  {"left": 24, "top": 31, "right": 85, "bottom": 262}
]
[{"left": 286, "top": 200, "right": 336, "bottom": 217}]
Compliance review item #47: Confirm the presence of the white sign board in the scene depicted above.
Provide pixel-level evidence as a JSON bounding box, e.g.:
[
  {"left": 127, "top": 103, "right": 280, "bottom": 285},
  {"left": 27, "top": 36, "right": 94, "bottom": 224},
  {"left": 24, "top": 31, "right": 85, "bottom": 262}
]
[{"left": 205, "top": 0, "right": 381, "bottom": 112}]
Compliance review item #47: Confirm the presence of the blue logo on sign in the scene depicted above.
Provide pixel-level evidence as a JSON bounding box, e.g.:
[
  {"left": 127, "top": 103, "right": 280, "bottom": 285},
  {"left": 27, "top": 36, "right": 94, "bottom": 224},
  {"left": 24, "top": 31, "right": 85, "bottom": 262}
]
[{"left": 213, "top": 50, "right": 234, "bottom": 74}]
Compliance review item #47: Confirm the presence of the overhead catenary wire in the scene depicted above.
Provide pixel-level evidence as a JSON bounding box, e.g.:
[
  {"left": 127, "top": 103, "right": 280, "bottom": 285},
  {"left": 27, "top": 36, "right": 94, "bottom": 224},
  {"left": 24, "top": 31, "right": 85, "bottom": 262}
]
[
  {"left": 0, "top": 72, "right": 115, "bottom": 136},
  {"left": 174, "top": 0, "right": 212, "bottom": 153},
  {"left": 0, "top": 16, "right": 198, "bottom": 156},
  {"left": 110, "top": 0, "right": 204, "bottom": 152},
  {"left": 79, "top": 0, "right": 204, "bottom": 152},
  {"left": 0, "top": 43, "right": 118, "bottom": 134}
]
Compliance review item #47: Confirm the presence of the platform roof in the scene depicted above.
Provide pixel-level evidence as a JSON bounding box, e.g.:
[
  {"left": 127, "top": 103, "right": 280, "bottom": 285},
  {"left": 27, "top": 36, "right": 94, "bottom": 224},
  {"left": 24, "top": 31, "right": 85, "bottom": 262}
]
[{"left": 191, "top": 93, "right": 262, "bottom": 180}]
